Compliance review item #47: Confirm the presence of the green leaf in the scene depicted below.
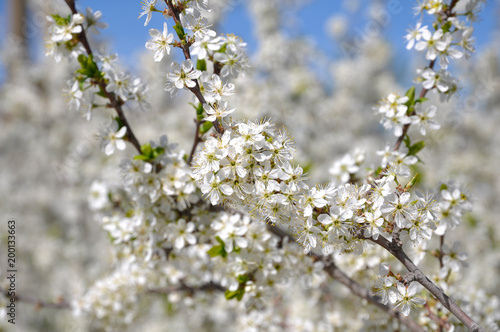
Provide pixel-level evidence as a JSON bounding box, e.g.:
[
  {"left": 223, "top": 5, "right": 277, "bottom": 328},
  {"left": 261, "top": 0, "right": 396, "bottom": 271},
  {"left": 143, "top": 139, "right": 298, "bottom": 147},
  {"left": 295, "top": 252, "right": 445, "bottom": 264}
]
[
  {"left": 441, "top": 21, "right": 453, "bottom": 34},
  {"left": 76, "top": 68, "right": 92, "bottom": 77},
  {"left": 415, "top": 97, "right": 429, "bottom": 104},
  {"left": 224, "top": 288, "right": 245, "bottom": 301},
  {"left": 141, "top": 143, "right": 152, "bottom": 156},
  {"left": 173, "top": 22, "right": 186, "bottom": 40},
  {"left": 133, "top": 155, "right": 150, "bottom": 161},
  {"left": 407, "top": 141, "right": 425, "bottom": 156},
  {"left": 236, "top": 274, "right": 249, "bottom": 284},
  {"left": 405, "top": 173, "right": 420, "bottom": 189},
  {"left": 196, "top": 103, "right": 204, "bottom": 120},
  {"left": 76, "top": 54, "right": 101, "bottom": 79},
  {"left": 404, "top": 87, "right": 416, "bottom": 114},
  {"left": 86, "top": 55, "right": 99, "bottom": 74},
  {"left": 217, "top": 43, "right": 227, "bottom": 54},
  {"left": 52, "top": 14, "right": 71, "bottom": 26},
  {"left": 235, "top": 289, "right": 245, "bottom": 301},
  {"left": 196, "top": 59, "right": 207, "bottom": 71},
  {"left": 134, "top": 143, "right": 165, "bottom": 162},
  {"left": 152, "top": 147, "right": 165, "bottom": 159},
  {"left": 207, "top": 245, "right": 224, "bottom": 257},
  {"left": 78, "top": 54, "right": 88, "bottom": 66},
  {"left": 440, "top": 183, "right": 448, "bottom": 191},
  {"left": 403, "top": 135, "right": 411, "bottom": 149},
  {"left": 190, "top": 103, "right": 204, "bottom": 115},
  {"left": 200, "top": 121, "right": 213, "bottom": 134},
  {"left": 405, "top": 86, "right": 416, "bottom": 105},
  {"left": 207, "top": 236, "right": 227, "bottom": 258}
]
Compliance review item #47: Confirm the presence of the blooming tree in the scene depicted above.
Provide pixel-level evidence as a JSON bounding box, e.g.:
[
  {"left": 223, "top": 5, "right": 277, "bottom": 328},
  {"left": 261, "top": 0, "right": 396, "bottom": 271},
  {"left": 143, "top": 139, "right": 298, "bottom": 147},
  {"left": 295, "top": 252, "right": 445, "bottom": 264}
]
[{"left": 1, "top": 0, "right": 499, "bottom": 331}]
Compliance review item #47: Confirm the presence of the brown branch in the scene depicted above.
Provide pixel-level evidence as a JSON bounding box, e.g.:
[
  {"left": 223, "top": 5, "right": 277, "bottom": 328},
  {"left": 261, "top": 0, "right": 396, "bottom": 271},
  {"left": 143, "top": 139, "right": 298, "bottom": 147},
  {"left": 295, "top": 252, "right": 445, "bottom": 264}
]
[
  {"left": 324, "top": 262, "right": 426, "bottom": 332},
  {"left": 393, "top": 58, "right": 436, "bottom": 151},
  {"left": 264, "top": 225, "right": 425, "bottom": 332},
  {"left": 64, "top": 0, "right": 142, "bottom": 154},
  {"left": 149, "top": 281, "right": 225, "bottom": 296},
  {"left": 164, "top": 0, "right": 225, "bottom": 135},
  {"left": 439, "top": 235, "right": 445, "bottom": 268},
  {"left": 366, "top": 234, "right": 484, "bottom": 332},
  {"left": 2, "top": 288, "right": 71, "bottom": 310},
  {"left": 165, "top": 0, "right": 191, "bottom": 60},
  {"left": 393, "top": 0, "right": 461, "bottom": 152},
  {"left": 447, "top": 0, "right": 461, "bottom": 16},
  {"left": 205, "top": 207, "right": 425, "bottom": 331},
  {"left": 188, "top": 119, "right": 202, "bottom": 164}
]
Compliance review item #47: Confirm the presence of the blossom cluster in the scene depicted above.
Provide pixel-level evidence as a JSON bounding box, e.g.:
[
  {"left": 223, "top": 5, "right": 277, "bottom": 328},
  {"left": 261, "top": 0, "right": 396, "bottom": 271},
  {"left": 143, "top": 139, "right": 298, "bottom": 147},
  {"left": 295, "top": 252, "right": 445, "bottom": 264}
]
[
  {"left": 375, "top": 267, "right": 426, "bottom": 317},
  {"left": 192, "top": 120, "right": 472, "bottom": 262},
  {"left": 141, "top": 0, "right": 248, "bottom": 98},
  {"left": 45, "top": 8, "right": 107, "bottom": 62},
  {"left": 34, "top": 0, "right": 500, "bottom": 330},
  {"left": 376, "top": 0, "right": 484, "bottom": 138},
  {"left": 79, "top": 136, "right": 331, "bottom": 329},
  {"left": 45, "top": 8, "right": 150, "bottom": 123}
]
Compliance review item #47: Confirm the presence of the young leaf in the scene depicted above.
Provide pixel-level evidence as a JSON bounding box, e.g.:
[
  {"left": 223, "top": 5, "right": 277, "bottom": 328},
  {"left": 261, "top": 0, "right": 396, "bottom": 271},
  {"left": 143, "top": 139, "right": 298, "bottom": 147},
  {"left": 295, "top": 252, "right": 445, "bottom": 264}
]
[
  {"left": 200, "top": 121, "right": 213, "bottom": 134},
  {"left": 237, "top": 274, "right": 249, "bottom": 284},
  {"left": 407, "top": 141, "right": 425, "bottom": 156},
  {"left": 405, "top": 86, "right": 416, "bottom": 106},
  {"left": 224, "top": 288, "right": 245, "bottom": 301},
  {"left": 197, "top": 59, "right": 207, "bottom": 72},
  {"left": 207, "top": 236, "right": 227, "bottom": 258},
  {"left": 405, "top": 173, "right": 420, "bottom": 190},
  {"left": 415, "top": 97, "right": 429, "bottom": 104},
  {"left": 173, "top": 22, "right": 186, "bottom": 40},
  {"left": 441, "top": 21, "right": 453, "bottom": 34},
  {"left": 207, "top": 245, "right": 225, "bottom": 258},
  {"left": 404, "top": 135, "right": 411, "bottom": 149}
]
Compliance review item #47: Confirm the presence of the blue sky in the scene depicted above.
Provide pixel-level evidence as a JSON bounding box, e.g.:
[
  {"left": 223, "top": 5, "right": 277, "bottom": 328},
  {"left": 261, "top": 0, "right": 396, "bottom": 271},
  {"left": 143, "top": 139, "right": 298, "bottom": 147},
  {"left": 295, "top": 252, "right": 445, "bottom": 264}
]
[{"left": 0, "top": 0, "right": 498, "bottom": 81}]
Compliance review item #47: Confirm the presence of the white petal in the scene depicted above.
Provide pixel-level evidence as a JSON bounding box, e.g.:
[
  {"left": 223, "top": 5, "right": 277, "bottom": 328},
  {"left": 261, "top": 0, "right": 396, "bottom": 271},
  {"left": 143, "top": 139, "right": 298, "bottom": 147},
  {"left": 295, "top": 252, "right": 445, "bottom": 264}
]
[{"left": 115, "top": 140, "right": 126, "bottom": 151}]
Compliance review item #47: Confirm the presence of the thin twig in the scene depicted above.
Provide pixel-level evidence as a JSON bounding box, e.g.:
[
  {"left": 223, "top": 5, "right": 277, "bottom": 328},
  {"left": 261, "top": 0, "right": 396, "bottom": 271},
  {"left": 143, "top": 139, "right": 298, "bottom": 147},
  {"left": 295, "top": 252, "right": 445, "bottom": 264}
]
[
  {"left": 393, "top": 58, "right": 436, "bottom": 152},
  {"left": 64, "top": 0, "right": 142, "bottom": 154},
  {"left": 164, "top": 0, "right": 225, "bottom": 135},
  {"left": 149, "top": 281, "right": 225, "bottom": 295},
  {"left": 2, "top": 288, "right": 71, "bottom": 310},
  {"left": 324, "top": 262, "right": 426, "bottom": 332},
  {"left": 264, "top": 225, "right": 425, "bottom": 332},
  {"left": 188, "top": 119, "right": 202, "bottom": 164},
  {"left": 365, "top": 233, "right": 484, "bottom": 332},
  {"left": 393, "top": 0, "right": 461, "bottom": 152}
]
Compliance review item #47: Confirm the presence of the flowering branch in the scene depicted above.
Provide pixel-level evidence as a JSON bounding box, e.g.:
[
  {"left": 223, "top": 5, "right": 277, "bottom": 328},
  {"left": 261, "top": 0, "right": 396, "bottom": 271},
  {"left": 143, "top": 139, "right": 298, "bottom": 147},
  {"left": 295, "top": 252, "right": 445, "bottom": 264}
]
[
  {"left": 41, "top": 0, "right": 495, "bottom": 330},
  {"left": 163, "top": 0, "right": 225, "bottom": 135},
  {"left": 323, "top": 262, "right": 426, "bottom": 332},
  {"left": 365, "top": 233, "right": 484, "bottom": 332},
  {"left": 265, "top": 225, "right": 425, "bottom": 332},
  {"left": 392, "top": 0, "right": 461, "bottom": 153},
  {"left": 64, "top": 0, "right": 142, "bottom": 154},
  {"left": 393, "top": 59, "right": 436, "bottom": 152}
]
